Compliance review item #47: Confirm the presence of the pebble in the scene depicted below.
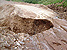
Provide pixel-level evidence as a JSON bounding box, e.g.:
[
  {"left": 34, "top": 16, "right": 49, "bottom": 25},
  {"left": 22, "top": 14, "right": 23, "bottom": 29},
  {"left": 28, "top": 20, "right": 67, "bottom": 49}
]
[
  {"left": 14, "top": 47, "right": 17, "bottom": 49},
  {"left": 24, "top": 38, "right": 27, "bottom": 41},
  {"left": 19, "top": 41, "right": 25, "bottom": 45},
  {"left": 27, "top": 39, "right": 29, "bottom": 41},
  {"left": 26, "top": 47, "right": 28, "bottom": 49},
  {"left": 16, "top": 42, "right": 21, "bottom": 46},
  {"left": 22, "top": 46, "right": 24, "bottom": 49}
]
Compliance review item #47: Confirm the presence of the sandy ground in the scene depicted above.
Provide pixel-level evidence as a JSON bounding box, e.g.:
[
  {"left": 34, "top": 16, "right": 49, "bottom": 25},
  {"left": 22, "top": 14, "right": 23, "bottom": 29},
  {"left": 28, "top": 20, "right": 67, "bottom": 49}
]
[{"left": 0, "top": 0, "right": 67, "bottom": 50}]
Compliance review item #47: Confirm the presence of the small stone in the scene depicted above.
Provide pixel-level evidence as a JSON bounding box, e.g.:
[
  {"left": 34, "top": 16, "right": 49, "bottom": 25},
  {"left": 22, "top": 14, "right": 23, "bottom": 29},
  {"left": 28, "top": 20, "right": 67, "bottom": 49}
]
[
  {"left": 19, "top": 41, "right": 25, "bottom": 45},
  {"left": 24, "top": 38, "right": 27, "bottom": 41},
  {"left": 16, "top": 42, "right": 21, "bottom": 46},
  {"left": 22, "top": 46, "right": 24, "bottom": 49},
  {"left": 26, "top": 47, "right": 28, "bottom": 49},
  {"left": 14, "top": 47, "right": 17, "bottom": 49},
  {"left": 27, "top": 39, "right": 29, "bottom": 41}
]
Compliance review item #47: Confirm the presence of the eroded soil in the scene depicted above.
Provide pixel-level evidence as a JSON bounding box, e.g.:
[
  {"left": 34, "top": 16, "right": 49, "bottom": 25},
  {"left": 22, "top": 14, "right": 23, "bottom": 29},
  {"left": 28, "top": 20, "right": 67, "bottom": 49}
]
[
  {"left": 0, "top": 1, "right": 67, "bottom": 50},
  {"left": 0, "top": 15, "right": 53, "bottom": 35}
]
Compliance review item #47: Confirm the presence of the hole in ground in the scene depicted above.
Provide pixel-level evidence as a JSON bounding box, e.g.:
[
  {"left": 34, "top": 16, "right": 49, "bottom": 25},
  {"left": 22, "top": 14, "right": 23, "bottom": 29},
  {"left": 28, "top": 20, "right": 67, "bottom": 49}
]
[
  {"left": 1, "top": 15, "right": 54, "bottom": 35},
  {"left": 11, "top": 16, "right": 53, "bottom": 35}
]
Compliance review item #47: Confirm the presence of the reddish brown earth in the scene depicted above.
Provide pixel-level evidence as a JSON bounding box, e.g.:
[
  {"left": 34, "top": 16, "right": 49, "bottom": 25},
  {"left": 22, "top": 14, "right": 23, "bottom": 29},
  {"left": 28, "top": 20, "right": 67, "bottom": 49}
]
[
  {"left": 0, "top": 0, "right": 67, "bottom": 50},
  {"left": 47, "top": 4, "right": 67, "bottom": 21}
]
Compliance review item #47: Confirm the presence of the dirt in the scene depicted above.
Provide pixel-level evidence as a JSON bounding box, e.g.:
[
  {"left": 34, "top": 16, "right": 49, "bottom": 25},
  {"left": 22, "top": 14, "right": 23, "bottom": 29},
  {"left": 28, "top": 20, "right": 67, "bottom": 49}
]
[
  {"left": 0, "top": 15, "right": 53, "bottom": 35},
  {"left": 47, "top": 4, "right": 67, "bottom": 21},
  {"left": 0, "top": 1, "right": 67, "bottom": 50}
]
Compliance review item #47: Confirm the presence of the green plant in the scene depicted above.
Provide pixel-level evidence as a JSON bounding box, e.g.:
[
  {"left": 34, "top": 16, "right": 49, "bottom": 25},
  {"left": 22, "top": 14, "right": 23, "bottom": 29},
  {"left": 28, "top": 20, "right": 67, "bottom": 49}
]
[
  {"left": 7, "top": 0, "right": 10, "bottom": 1},
  {"left": 62, "top": 1, "right": 67, "bottom": 7},
  {"left": 6, "top": 0, "right": 67, "bottom": 7},
  {"left": 7, "top": 0, "right": 22, "bottom": 2},
  {"left": 38, "top": 0, "right": 63, "bottom": 5}
]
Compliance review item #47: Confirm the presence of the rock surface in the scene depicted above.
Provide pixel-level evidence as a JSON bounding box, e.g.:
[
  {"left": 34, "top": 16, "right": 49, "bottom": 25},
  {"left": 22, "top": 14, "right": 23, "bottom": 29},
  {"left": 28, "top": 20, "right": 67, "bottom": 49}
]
[{"left": 0, "top": 1, "right": 67, "bottom": 50}]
